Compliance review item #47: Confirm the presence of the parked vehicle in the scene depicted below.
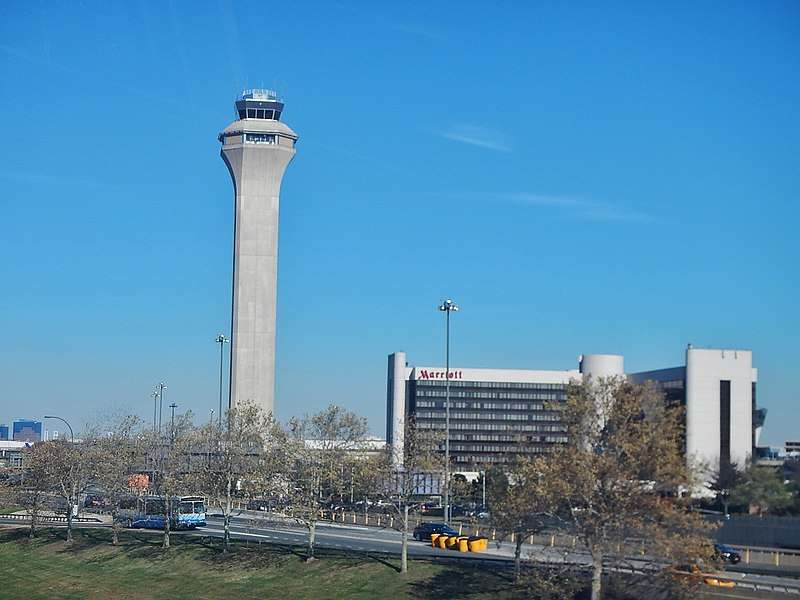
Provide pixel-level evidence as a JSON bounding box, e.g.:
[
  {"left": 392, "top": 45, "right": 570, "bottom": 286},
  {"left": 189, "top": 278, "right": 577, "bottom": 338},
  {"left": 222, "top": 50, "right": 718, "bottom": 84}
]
[
  {"left": 420, "top": 503, "right": 444, "bottom": 517},
  {"left": 412, "top": 522, "right": 459, "bottom": 541},
  {"left": 248, "top": 499, "right": 269, "bottom": 511},
  {"left": 714, "top": 543, "right": 742, "bottom": 564},
  {"left": 83, "top": 494, "right": 109, "bottom": 509}
]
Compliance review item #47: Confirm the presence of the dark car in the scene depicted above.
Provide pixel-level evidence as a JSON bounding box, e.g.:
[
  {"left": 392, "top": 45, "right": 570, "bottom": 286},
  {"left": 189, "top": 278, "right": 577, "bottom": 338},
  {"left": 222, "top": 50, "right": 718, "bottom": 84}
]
[
  {"left": 412, "top": 522, "right": 459, "bottom": 541},
  {"left": 714, "top": 543, "right": 741, "bottom": 564}
]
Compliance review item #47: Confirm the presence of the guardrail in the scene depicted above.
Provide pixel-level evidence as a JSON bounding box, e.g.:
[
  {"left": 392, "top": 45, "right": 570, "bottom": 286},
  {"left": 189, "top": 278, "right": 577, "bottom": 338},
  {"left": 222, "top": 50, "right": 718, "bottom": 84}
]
[
  {"left": 739, "top": 545, "right": 800, "bottom": 568},
  {"left": 0, "top": 513, "right": 103, "bottom": 523}
]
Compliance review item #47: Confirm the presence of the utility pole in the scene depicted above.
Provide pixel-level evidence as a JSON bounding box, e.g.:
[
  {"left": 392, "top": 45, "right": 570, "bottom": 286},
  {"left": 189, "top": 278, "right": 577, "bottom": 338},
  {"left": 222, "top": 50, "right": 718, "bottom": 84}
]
[
  {"left": 208, "top": 409, "right": 214, "bottom": 466},
  {"left": 215, "top": 334, "right": 229, "bottom": 428},
  {"left": 169, "top": 403, "right": 178, "bottom": 442},
  {"left": 438, "top": 298, "right": 459, "bottom": 525},
  {"left": 151, "top": 390, "right": 159, "bottom": 432},
  {"left": 156, "top": 382, "right": 167, "bottom": 434}
]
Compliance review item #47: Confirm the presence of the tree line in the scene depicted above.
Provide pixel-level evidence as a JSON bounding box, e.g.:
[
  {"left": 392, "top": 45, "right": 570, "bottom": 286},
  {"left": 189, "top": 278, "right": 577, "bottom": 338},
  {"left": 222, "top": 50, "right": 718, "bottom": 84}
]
[{"left": 2, "top": 379, "right": 796, "bottom": 599}]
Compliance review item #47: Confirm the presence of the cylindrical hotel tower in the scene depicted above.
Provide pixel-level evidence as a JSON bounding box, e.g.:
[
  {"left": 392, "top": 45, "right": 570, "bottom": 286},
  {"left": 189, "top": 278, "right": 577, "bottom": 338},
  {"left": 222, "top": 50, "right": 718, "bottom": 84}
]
[{"left": 219, "top": 90, "right": 298, "bottom": 417}]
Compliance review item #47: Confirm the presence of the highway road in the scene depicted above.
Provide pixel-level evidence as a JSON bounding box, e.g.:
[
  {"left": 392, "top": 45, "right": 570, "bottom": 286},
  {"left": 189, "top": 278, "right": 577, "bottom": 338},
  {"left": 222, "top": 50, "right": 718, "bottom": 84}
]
[
  {"left": 2, "top": 513, "right": 798, "bottom": 598},
  {"left": 198, "top": 514, "right": 800, "bottom": 598}
]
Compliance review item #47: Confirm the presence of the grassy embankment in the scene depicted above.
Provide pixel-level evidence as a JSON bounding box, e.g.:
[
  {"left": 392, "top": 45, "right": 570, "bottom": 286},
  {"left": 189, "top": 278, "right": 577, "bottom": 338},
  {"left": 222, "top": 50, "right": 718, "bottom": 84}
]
[{"left": 0, "top": 527, "right": 516, "bottom": 600}]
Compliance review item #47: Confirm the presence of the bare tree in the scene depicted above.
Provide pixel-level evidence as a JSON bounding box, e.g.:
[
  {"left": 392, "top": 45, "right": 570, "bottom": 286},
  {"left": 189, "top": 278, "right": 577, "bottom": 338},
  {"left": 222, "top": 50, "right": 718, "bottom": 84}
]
[
  {"left": 192, "top": 400, "right": 288, "bottom": 552},
  {"left": 88, "top": 415, "right": 145, "bottom": 545},
  {"left": 146, "top": 411, "right": 194, "bottom": 549},
  {"left": 537, "top": 378, "right": 714, "bottom": 600},
  {"left": 372, "top": 419, "right": 444, "bottom": 573},
  {"left": 492, "top": 455, "right": 562, "bottom": 581},
  {"left": 9, "top": 447, "right": 50, "bottom": 540},
  {"left": 34, "top": 439, "right": 96, "bottom": 544},
  {"left": 286, "top": 405, "right": 368, "bottom": 561}
]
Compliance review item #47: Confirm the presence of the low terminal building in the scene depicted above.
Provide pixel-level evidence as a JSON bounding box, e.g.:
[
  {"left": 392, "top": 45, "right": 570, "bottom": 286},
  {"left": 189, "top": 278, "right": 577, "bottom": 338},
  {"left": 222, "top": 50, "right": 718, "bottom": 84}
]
[
  {"left": 387, "top": 346, "right": 760, "bottom": 478},
  {"left": 0, "top": 440, "right": 27, "bottom": 468}
]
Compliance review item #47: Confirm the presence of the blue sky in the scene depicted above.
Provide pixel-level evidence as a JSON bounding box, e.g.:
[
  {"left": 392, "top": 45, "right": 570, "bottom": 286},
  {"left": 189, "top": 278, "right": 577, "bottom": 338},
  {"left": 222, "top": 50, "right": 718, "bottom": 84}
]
[{"left": 0, "top": 1, "right": 797, "bottom": 445}]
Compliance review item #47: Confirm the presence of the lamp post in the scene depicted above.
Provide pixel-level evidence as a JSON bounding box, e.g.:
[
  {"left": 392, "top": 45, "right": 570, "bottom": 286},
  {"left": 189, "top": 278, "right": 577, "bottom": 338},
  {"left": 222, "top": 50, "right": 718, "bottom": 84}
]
[
  {"left": 43, "top": 415, "right": 74, "bottom": 443},
  {"left": 156, "top": 382, "right": 167, "bottom": 434},
  {"left": 215, "top": 334, "right": 229, "bottom": 428},
  {"left": 151, "top": 390, "right": 159, "bottom": 432},
  {"left": 438, "top": 298, "right": 459, "bottom": 525},
  {"left": 208, "top": 409, "right": 214, "bottom": 466},
  {"left": 169, "top": 403, "right": 178, "bottom": 447}
]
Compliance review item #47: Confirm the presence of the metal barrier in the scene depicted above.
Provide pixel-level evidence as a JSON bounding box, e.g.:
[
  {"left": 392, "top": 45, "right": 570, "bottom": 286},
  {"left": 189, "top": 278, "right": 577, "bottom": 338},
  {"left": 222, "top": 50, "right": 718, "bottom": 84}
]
[
  {"left": 0, "top": 513, "right": 103, "bottom": 523},
  {"left": 740, "top": 545, "right": 800, "bottom": 568}
]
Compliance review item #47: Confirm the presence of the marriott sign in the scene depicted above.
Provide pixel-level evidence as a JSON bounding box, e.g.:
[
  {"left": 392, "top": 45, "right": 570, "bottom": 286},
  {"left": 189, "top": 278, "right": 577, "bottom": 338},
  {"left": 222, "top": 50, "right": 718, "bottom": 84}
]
[{"left": 416, "top": 369, "right": 464, "bottom": 380}]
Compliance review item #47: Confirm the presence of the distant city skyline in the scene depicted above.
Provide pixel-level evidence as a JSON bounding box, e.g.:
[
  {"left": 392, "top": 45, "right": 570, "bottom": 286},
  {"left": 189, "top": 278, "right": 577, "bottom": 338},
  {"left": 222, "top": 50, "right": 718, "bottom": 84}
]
[{"left": 0, "top": 2, "right": 797, "bottom": 446}]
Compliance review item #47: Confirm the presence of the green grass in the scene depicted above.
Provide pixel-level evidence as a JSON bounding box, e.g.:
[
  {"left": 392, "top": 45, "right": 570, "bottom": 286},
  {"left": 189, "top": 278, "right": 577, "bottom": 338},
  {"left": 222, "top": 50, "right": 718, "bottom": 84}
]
[
  {"left": 0, "top": 527, "right": 518, "bottom": 600},
  {"left": 0, "top": 505, "right": 23, "bottom": 514}
]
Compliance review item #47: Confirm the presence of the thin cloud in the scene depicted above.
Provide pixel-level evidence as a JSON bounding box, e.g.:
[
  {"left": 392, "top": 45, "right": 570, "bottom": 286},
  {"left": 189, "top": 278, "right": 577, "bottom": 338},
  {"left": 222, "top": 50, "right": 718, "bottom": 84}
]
[
  {"left": 440, "top": 124, "right": 511, "bottom": 152},
  {"left": 507, "top": 193, "right": 655, "bottom": 223}
]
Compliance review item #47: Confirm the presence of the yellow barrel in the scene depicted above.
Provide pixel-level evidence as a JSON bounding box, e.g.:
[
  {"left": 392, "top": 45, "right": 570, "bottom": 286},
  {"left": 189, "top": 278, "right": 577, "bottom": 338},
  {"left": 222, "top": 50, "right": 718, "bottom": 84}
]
[
  {"left": 437, "top": 535, "right": 449, "bottom": 549},
  {"left": 458, "top": 537, "right": 469, "bottom": 552},
  {"left": 446, "top": 536, "right": 459, "bottom": 550},
  {"left": 468, "top": 537, "right": 488, "bottom": 552},
  {"left": 430, "top": 533, "right": 440, "bottom": 548}
]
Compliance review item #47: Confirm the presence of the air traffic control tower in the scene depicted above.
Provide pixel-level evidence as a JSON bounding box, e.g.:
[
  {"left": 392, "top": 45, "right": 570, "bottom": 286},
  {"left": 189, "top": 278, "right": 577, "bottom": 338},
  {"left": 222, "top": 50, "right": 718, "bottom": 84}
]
[{"left": 219, "top": 89, "right": 298, "bottom": 417}]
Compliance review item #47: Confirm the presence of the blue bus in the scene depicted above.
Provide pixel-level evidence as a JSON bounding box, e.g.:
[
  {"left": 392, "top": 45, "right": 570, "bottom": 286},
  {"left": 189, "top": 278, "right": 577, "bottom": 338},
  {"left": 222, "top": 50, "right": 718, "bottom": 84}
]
[
  {"left": 123, "top": 495, "right": 206, "bottom": 530},
  {"left": 177, "top": 496, "right": 206, "bottom": 527}
]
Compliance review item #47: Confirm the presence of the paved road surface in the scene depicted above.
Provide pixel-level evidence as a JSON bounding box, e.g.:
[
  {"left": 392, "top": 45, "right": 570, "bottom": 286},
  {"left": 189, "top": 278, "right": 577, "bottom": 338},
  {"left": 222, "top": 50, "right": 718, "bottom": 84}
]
[
  {"left": 200, "top": 515, "right": 800, "bottom": 598},
  {"left": 2, "top": 513, "right": 797, "bottom": 598}
]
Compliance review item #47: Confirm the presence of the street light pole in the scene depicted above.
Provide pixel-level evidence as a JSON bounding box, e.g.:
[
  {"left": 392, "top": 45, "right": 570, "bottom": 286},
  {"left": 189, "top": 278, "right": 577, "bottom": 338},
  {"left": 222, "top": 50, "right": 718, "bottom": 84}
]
[
  {"left": 43, "top": 415, "right": 74, "bottom": 443},
  {"left": 438, "top": 298, "right": 459, "bottom": 525},
  {"left": 151, "top": 390, "right": 159, "bottom": 432},
  {"left": 169, "top": 403, "right": 178, "bottom": 443},
  {"left": 215, "top": 334, "right": 229, "bottom": 428},
  {"left": 208, "top": 409, "right": 214, "bottom": 466},
  {"left": 156, "top": 382, "right": 167, "bottom": 434}
]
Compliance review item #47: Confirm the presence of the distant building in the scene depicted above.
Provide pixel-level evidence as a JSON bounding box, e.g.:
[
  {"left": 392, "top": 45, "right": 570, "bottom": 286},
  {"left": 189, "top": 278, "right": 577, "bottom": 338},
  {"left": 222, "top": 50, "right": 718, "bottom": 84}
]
[
  {"left": 387, "top": 352, "right": 620, "bottom": 469},
  {"left": 629, "top": 347, "right": 758, "bottom": 475},
  {"left": 0, "top": 440, "right": 26, "bottom": 468},
  {"left": 12, "top": 420, "right": 42, "bottom": 443},
  {"left": 388, "top": 346, "right": 763, "bottom": 481},
  {"left": 787, "top": 441, "right": 800, "bottom": 456},
  {"left": 0, "top": 424, "right": 8, "bottom": 441},
  {"left": 303, "top": 438, "right": 386, "bottom": 459}
]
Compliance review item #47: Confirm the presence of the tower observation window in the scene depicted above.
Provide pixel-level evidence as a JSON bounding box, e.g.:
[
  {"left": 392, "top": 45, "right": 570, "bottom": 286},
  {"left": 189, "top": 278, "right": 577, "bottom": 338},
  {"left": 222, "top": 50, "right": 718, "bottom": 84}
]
[
  {"left": 245, "top": 133, "right": 276, "bottom": 144},
  {"left": 244, "top": 108, "right": 277, "bottom": 120}
]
